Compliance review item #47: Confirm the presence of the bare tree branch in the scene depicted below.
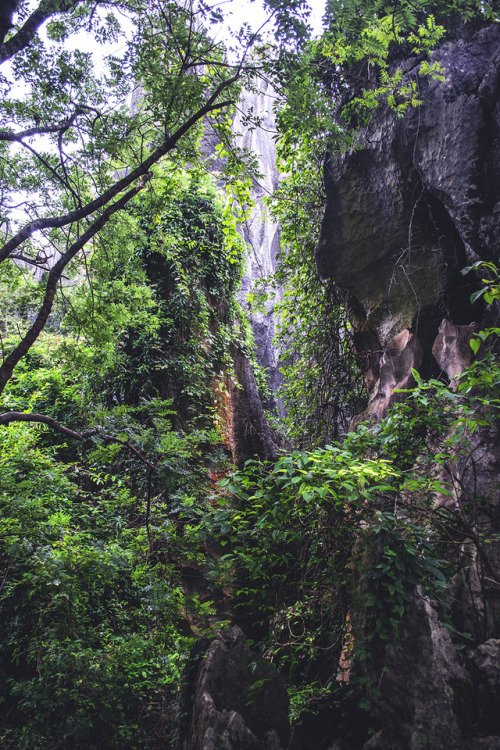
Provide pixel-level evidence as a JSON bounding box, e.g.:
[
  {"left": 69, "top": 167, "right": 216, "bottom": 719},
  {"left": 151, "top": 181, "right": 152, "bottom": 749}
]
[
  {"left": 0, "top": 411, "right": 158, "bottom": 470},
  {"left": 0, "top": 107, "right": 84, "bottom": 142},
  {"left": 0, "top": 78, "right": 238, "bottom": 264},
  {"left": 0, "top": 0, "right": 82, "bottom": 65}
]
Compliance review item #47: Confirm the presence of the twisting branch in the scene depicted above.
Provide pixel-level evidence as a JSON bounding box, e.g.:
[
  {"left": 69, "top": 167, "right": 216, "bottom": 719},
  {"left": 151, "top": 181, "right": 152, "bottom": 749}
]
[
  {"left": 0, "top": 77, "right": 238, "bottom": 264},
  {"left": 0, "top": 411, "right": 91, "bottom": 439},
  {"left": 0, "top": 172, "right": 153, "bottom": 395},
  {"left": 0, "top": 108, "right": 85, "bottom": 142},
  {"left": 0, "top": 411, "right": 158, "bottom": 471},
  {"left": 0, "top": 0, "right": 83, "bottom": 65}
]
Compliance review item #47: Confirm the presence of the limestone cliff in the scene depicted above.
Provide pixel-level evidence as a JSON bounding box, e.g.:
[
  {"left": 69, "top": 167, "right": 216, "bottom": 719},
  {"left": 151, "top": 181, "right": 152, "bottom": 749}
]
[
  {"left": 203, "top": 78, "right": 283, "bottom": 405},
  {"left": 312, "top": 22, "right": 500, "bottom": 750},
  {"left": 179, "top": 627, "right": 289, "bottom": 750},
  {"left": 234, "top": 79, "right": 284, "bottom": 407},
  {"left": 316, "top": 23, "right": 500, "bottom": 416},
  {"left": 199, "top": 79, "right": 282, "bottom": 463}
]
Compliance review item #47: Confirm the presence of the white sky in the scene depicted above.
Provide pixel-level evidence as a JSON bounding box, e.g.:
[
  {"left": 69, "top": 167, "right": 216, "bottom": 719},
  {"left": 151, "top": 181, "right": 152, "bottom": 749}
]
[
  {"left": 54, "top": 0, "right": 327, "bottom": 65},
  {"left": 224, "top": 0, "right": 326, "bottom": 36}
]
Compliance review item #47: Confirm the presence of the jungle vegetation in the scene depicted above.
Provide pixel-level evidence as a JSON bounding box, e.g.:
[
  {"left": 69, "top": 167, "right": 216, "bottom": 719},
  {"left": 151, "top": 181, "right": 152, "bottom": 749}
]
[{"left": 0, "top": 0, "right": 499, "bottom": 747}]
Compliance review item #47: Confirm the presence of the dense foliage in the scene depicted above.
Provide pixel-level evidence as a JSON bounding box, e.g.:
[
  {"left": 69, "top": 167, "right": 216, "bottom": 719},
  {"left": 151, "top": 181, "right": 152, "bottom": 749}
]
[
  {"left": 0, "top": 172, "right": 248, "bottom": 747},
  {"left": 0, "top": 0, "right": 273, "bottom": 397},
  {"left": 212, "top": 1, "right": 500, "bottom": 740},
  {"left": 1, "top": 0, "right": 500, "bottom": 747},
  {"left": 0, "top": 418, "right": 207, "bottom": 748},
  {"left": 207, "top": 345, "right": 500, "bottom": 740}
]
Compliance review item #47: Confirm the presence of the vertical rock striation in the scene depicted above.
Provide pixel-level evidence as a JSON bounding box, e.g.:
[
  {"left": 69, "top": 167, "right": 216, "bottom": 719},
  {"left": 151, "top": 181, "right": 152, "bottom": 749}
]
[{"left": 233, "top": 79, "right": 284, "bottom": 406}]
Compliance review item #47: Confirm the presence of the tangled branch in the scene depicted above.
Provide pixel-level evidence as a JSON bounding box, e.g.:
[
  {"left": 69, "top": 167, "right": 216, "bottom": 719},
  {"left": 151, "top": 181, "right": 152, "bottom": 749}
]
[{"left": 0, "top": 410, "right": 158, "bottom": 471}]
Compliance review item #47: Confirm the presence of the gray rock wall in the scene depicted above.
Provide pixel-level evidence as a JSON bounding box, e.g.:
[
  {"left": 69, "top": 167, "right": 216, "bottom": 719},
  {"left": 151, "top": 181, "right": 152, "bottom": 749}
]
[
  {"left": 312, "top": 23, "right": 500, "bottom": 750},
  {"left": 233, "top": 79, "right": 284, "bottom": 406},
  {"left": 316, "top": 24, "right": 500, "bottom": 372}
]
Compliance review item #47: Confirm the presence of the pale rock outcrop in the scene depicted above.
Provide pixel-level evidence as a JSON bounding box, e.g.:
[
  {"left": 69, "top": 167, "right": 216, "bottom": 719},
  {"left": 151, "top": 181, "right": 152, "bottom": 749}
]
[
  {"left": 203, "top": 78, "right": 284, "bottom": 405},
  {"left": 233, "top": 80, "right": 284, "bottom": 405},
  {"left": 351, "top": 328, "right": 422, "bottom": 427},
  {"left": 432, "top": 319, "right": 477, "bottom": 387}
]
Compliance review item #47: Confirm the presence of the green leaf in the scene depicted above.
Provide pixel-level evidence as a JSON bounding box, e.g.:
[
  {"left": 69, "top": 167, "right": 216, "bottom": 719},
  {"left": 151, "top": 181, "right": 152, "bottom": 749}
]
[{"left": 470, "top": 338, "right": 480, "bottom": 354}]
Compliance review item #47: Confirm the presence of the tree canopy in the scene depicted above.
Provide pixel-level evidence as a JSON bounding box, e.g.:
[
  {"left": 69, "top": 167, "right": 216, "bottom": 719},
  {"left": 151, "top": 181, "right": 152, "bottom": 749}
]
[{"left": 0, "top": 0, "right": 313, "bottom": 403}]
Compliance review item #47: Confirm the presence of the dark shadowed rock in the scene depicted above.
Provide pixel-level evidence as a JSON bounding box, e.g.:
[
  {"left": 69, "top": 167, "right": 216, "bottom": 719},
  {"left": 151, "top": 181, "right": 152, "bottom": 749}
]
[
  {"left": 465, "top": 739, "right": 500, "bottom": 749},
  {"left": 445, "top": 562, "right": 486, "bottom": 643},
  {"left": 179, "top": 626, "right": 290, "bottom": 750},
  {"left": 228, "top": 345, "right": 278, "bottom": 467},
  {"left": 306, "top": 23, "right": 500, "bottom": 750},
  {"left": 469, "top": 639, "right": 500, "bottom": 736},
  {"left": 316, "top": 24, "right": 500, "bottom": 370},
  {"left": 357, "top": 590, "right": 466, "bottom": 750}
]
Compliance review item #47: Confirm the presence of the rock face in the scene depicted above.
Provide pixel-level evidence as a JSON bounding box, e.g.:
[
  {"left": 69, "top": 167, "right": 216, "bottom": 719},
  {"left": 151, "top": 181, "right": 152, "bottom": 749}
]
[
  {"left": 179, "top": 626, "right": 290, "bottom": 750},
  {"left": 351, "top": 328, "right": 422, "bottom": 426},
  {"left": 469, "top": 639, "right": 500, "bottom": 737},
  {"left": 365, "top": 592, "right": 466, "bottom": 750},
  {"left": 227, "top": 344, "right": 278, "bottom": 466},
  {"left": 316, "top": 23, "right": 500, "bottom": 382},
  {"left": 233, "top": 80, "right": 284, "bottom": 408},
  {"left": 313, "top": 23, "right": 500, "bottom": 750},
  {"left": 200, "top": 80, "right": 283, "bottom": 458},
  {"left": 204, "top": 79, "right": 284, "bottom": 404},
  {"left": 432, "top": 319, "right": 477, "bottom": 387}
]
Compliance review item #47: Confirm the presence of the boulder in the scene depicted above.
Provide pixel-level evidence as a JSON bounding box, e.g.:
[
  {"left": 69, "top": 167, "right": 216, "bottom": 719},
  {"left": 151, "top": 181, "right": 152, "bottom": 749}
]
[{"left": 179, "top": 626, "right": 290, "bottom": 750}]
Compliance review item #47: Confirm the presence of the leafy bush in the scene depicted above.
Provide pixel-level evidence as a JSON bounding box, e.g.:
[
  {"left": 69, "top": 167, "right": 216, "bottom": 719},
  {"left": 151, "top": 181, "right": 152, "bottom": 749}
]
[
  {"left": 204, "top": 338, "right": 500, "bottom": 738},
  {"left": 0, "top": 412, "right": 220, "bottom": 748},
  {"left": 0, "top": 169, "right": 246, "bottom": 747}
]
